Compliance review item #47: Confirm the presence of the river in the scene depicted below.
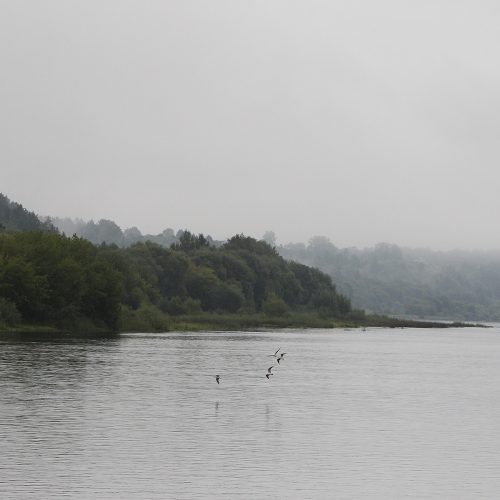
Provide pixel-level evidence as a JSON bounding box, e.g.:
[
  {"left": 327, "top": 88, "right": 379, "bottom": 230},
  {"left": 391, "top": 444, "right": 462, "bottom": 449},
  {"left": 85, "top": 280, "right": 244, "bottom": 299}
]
[{"left": 1, "top": 327, "right": 499, "bottom": 499}]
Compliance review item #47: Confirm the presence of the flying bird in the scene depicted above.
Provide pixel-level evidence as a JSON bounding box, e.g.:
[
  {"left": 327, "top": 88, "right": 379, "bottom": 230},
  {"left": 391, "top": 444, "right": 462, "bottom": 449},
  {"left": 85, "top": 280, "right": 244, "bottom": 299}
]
[
  {"left": 277, "top": 353, "right": 287, "bottom": 364},
  {"left": 266, "top": 366, "right": 274, "bottom": 379},
  {"left": 268, "top": 347, "right": 281, "bottom": 357},
  {"left": 215, "top": 375, "right": 220, "bottom": 384}
]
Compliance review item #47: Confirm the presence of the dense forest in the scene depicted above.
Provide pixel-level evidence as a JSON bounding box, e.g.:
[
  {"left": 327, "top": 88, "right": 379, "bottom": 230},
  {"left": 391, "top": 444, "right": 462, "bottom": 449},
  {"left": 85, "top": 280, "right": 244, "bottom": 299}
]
[
  {"left": 0, "top": 231, "right": 351, "bottom": 332},
  {"left": 279, "top": 237, "right": 500, "bottom": 322},
  {"left": 0, "top": 196, "right": 352, "bottom": 332},
  {"left": 3, "top": 193, "right": 497, "bottom": 327}
]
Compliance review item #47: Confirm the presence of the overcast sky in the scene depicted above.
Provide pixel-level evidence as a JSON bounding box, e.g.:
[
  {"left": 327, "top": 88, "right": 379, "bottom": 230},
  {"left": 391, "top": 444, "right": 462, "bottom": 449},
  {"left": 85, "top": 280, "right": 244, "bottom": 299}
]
[{"left": 1, "top": 1, "right": 499, "bottom": 249}]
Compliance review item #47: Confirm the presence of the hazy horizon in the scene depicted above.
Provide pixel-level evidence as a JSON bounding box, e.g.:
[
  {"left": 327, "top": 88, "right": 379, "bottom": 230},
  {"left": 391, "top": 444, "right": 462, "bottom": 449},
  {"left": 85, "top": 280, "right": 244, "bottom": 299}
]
[{"left": 2, "top": 1, "right": 500, "bottom": 251}]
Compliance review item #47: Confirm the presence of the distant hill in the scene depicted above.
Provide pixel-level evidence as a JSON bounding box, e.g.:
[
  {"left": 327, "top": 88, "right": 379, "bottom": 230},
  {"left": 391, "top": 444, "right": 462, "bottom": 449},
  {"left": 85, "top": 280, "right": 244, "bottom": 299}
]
[
  {"left": 279, "top": 237, "right": 500, "bottom": 322},
  {"left": 0, "top": 193, "right": 215, "bottom": 248},
  {"left": 0, "top": 193, "right": 56, "bottom": 232}
]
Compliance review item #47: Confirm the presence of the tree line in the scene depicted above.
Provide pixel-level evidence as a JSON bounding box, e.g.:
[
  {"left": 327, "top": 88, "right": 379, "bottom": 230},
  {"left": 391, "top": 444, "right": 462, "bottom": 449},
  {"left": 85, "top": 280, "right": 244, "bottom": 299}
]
[
  {"left": 0, "top": 229, "right": 351, "bottom": 331},
  {"left": 4, "top": 192, "right": 498, "bottom": 324},
  {"left": 50, "top": 216, "right": 207, "bottom": 248}
]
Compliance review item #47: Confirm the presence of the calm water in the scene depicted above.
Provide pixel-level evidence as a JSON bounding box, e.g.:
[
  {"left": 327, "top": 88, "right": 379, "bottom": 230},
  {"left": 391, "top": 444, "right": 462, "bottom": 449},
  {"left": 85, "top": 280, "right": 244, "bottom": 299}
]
[{"left": 1, "top": 327, "right": 500, "bottom": 499}]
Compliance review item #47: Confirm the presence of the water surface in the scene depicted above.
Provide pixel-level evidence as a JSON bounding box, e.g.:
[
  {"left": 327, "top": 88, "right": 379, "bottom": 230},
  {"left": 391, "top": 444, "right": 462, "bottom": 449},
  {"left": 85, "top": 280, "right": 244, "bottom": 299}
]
[{"left": 1, "top": 327, "right": 500, "bottom": 499}]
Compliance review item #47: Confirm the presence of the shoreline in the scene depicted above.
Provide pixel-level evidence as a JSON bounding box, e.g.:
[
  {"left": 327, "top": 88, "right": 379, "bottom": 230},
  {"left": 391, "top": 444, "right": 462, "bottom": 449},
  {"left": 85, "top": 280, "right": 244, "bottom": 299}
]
[{"left": 0, "top": 313, "right": 488, "bottom": 336}]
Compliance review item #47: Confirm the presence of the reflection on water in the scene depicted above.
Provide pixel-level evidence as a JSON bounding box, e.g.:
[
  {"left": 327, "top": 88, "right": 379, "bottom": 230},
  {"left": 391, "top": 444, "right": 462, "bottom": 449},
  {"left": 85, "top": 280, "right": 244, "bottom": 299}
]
[{"left": 1, "top": 328, "right": 500, "bottom": 499}]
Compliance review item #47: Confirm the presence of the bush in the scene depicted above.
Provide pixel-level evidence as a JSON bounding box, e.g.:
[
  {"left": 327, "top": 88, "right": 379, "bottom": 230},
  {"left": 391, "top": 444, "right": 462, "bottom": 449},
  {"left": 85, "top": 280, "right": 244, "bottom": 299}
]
[
  {"left": 346, "top": 308, "right": 366, "bottom": 321},
  {"left": 262, "top": 293, "right": 289, "bottom": 317},
  {"left": 119, "top": 303, "right": 170, "bottom": 332}
]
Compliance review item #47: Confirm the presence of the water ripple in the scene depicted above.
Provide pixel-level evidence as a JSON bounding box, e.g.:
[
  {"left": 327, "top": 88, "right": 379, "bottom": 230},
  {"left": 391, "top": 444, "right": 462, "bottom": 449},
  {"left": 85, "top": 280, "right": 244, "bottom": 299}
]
[{"left": 1, "top": 328, "right": 500, "bottom": 498}]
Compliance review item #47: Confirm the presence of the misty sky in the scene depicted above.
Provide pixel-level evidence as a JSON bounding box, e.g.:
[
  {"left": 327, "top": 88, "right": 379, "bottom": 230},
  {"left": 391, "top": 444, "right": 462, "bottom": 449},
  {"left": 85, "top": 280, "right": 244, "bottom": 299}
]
[{"left": 1, "top": 1, "right": 500, "bottom": 250}]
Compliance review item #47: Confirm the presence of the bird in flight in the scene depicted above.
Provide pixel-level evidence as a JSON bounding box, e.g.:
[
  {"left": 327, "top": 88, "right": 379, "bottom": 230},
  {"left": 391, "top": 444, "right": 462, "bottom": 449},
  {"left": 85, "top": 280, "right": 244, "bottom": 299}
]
[
  {"left": 276, "top": 353, "right": 287, "bottom": 364},
  {"left": 266, "top": 366, "right": 274, "bottom": 379},
  {"left": 215, "top": 375, "right": 220, "bottom": 384},
  {"left": 269, "top": 347, "right": 281, "bottom": 357}
]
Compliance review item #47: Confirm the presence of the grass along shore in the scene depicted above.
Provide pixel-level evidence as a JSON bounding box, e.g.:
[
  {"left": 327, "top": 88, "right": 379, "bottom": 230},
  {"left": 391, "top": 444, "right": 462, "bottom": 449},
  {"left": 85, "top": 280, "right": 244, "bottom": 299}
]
[{"left": 0, "top": 307, "right": 486, "bottom": 335}]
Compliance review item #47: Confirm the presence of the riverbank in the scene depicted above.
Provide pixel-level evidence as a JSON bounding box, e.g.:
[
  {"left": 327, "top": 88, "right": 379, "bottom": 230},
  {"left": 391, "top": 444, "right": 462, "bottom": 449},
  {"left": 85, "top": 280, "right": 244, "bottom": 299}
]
[{"left": 0, "top": 312, "right": 486, "bottom": 335}]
